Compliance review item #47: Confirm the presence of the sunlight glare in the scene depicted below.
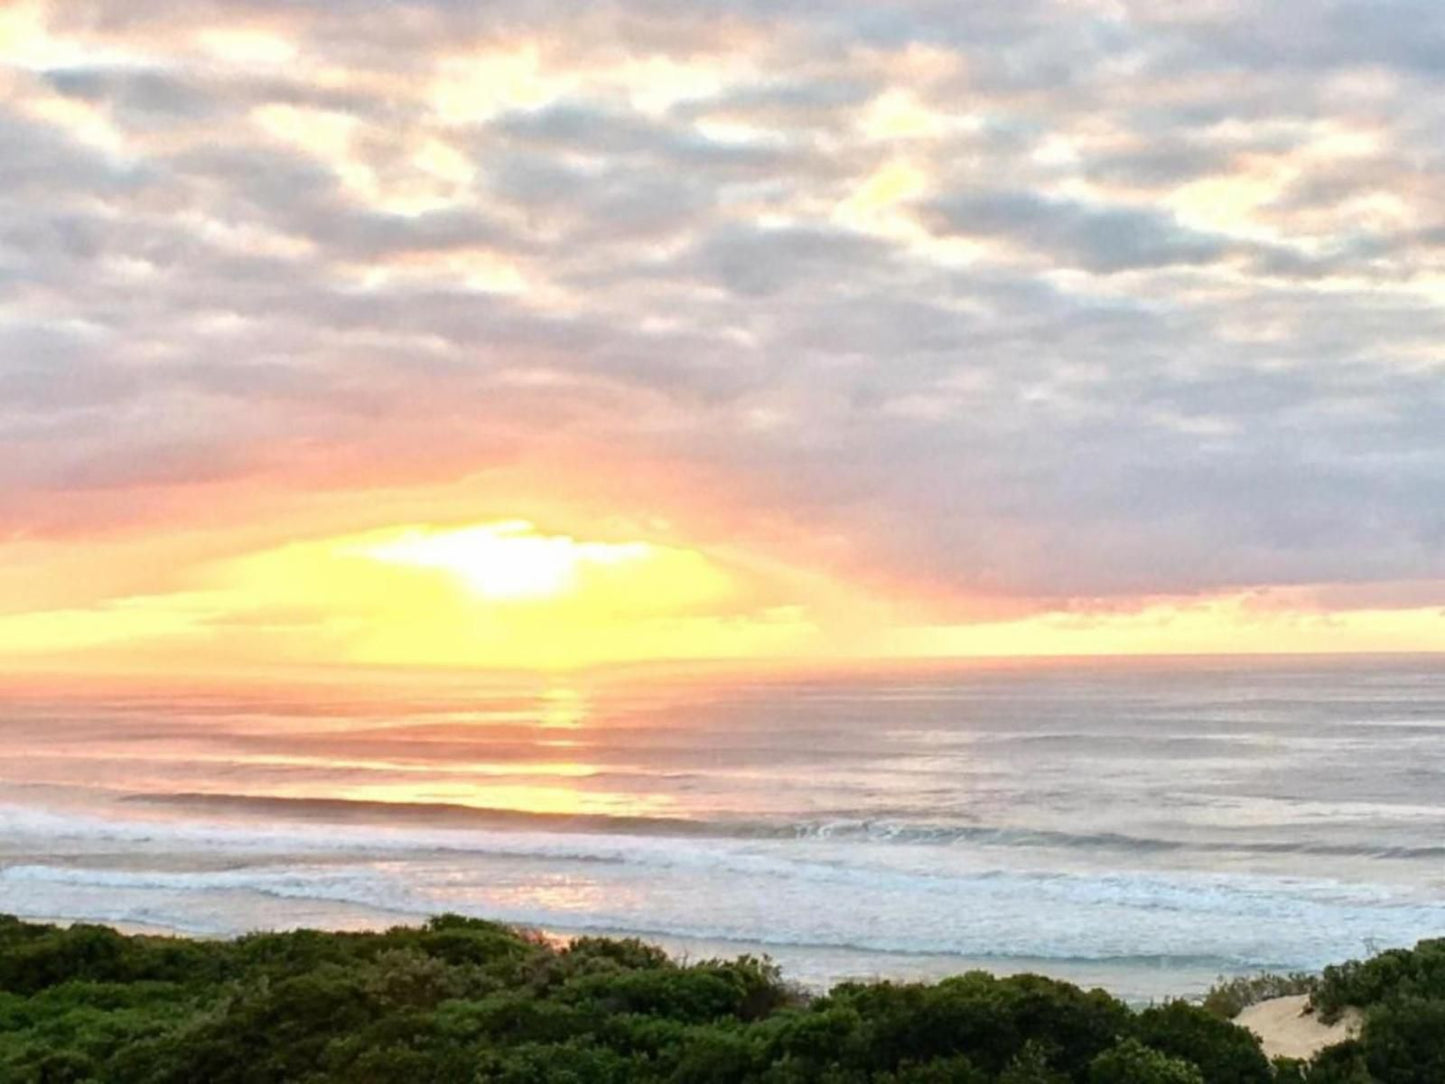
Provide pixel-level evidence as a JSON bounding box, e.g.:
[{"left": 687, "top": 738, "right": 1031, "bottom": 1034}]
[{"left": 357, "top": 521, "right": 649, "bottom": 601}]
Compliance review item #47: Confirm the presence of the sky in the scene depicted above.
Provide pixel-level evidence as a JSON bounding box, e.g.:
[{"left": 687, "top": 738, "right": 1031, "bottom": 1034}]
[{"left": 2, "top": 0, "right": 1444, "bottom": 676}]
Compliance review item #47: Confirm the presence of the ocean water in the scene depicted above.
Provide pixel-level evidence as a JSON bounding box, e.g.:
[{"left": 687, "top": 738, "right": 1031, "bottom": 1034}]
[{"left": 2, "top": 656, "right": 1444, "bottom": 1003}]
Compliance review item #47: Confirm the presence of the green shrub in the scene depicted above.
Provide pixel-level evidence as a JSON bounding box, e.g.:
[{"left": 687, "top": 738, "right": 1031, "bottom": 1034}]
[
  {"left": 1313, "top": 939, "right": 1445, "bottom": 1022},
  {"left": 1132, "top": 1001, "right": 1271, "bottom": 1084},
  {"left": 1199, "top": 974, "right": 1318, "bottom": 1020},
  {"left": 1301, "top": 1040, "right": 1373, "bottom": 1084},
  {"left": 1090, "top": 1037, "right": 1205, "bottom": 1084},
  {"left": 998, "top": 1039, "right": 1068, "bottom": 1083},
  {"left": 0, "top": 915, "right": 1440, "bottom": 1084},
  {"left": 1358, "top": 995, "right": 1445, "bottom": 1084}
]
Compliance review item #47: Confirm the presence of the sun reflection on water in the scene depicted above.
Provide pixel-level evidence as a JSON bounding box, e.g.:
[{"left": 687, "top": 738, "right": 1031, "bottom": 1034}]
[{"left": 538, "top": 686, "right": 586, "bottom": 729}]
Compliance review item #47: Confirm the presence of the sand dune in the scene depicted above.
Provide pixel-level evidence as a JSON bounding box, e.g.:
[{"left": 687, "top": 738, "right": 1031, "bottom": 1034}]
[{"left": 1234, "top": 994, "right": 1362, "bottom": 1060}]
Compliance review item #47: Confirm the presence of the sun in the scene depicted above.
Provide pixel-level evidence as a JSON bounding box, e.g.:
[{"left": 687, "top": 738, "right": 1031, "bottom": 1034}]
[
  {"left": 355, "top": 520, "right": 650, "bottom": 601},
  {"left": 0, "top": 518, "right": 832, "bottom": 675}
]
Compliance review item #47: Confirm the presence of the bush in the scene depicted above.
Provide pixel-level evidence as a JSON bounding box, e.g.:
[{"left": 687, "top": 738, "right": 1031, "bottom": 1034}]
[
  {"left": 0, "top": 915, "right": 1441, "bottom": 1084},
  {"left": 1090, "top": 1038, "right": 1205, "bottom": 1084},
  {"left": 1313, "top": 939, "right": 1445, "bottom": 1022},
  {"left": 1301, "top": 1041, "right": 1373, "bottom": 1084},
  {"left": 997, "top": 1039, "right": 1068, "bottom": 1083},
  {"left": 1200, "top": 974, "right": 1317, "bottom": 1020},
  {"left": 822, "top": 970, "right": 1128, "bottom": 1079},
  {"left": 1131, "top": 1001, "right": 1271, "bottom": 1084},
  {"left": 1358, "top": 995, "right": 1445, "bottom": 1084}
]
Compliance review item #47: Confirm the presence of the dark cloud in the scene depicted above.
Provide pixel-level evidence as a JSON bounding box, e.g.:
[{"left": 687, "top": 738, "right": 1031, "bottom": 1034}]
[
  {"left": 1084, "top": 144, "right": 1237, "bottom": 189},
  {"left": 684, "top": 223, "right": 894, "bottom": 296},
  {"left": 0, "top": 110, "right": 150, "bottom": 196},
  {"left": 1158, "top": 0, "right": 1445, "bottom": 77},
  {"left": 487, "top": 150, "right": 718, "bottom": 242},
  {"left": 924, "top": 191, "right": 1230, "bottom": 272}
]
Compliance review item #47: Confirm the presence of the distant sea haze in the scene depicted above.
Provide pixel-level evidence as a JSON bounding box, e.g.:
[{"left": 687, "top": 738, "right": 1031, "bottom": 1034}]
[{"left": 2, "top": 657, "right": 1444, "bottom": 1003}]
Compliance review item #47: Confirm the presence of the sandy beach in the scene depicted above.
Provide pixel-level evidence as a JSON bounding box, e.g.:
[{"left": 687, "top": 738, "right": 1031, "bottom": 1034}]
[
  {"left": 19, "top": 915, "right": 214, "bottom": 939},
  {"left": 1234, "top": 994, "right": 1362, "bottom": 1060}
]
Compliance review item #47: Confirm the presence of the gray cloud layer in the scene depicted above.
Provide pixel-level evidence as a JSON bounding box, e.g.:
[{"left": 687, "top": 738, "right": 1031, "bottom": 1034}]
[{"left": 3, "top": 0, "right": 1445, "bottom": 608}]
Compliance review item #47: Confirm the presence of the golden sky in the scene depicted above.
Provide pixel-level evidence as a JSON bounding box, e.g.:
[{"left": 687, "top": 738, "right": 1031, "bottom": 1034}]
[{"left": 2, "top": 0, "right": 1444, "bottom": 678}]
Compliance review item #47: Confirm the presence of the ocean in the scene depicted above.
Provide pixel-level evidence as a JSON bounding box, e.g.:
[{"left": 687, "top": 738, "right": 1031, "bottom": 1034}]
[{"left": 3, "top": 656, "right": 1443, "bottom": 1003}]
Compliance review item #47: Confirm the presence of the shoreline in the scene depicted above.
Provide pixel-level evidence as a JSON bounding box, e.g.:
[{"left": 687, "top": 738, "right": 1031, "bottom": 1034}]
[{"left": 6, "top": 909, "right": 1293, "bottom": 1006}]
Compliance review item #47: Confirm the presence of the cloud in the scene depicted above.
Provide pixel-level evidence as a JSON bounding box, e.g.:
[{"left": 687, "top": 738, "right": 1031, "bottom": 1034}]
[
  {"left": 922, "top": 190, "right": 1230, "bottom": 272},
  {"left": 684, "top": 223, "right": 894, "bottom": 296},
  {"left": 4, "top": 0, "right": 1445, "bottom": 637}
]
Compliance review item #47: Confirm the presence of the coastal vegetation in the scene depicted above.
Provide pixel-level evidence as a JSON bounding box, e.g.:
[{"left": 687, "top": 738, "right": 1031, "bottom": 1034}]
[
  {"left": 0, "top": 916, "right": 1440, "bottom": 1083},
  {"left": 1200, "top": 974, "right": 1318, "bottom": 1021}
]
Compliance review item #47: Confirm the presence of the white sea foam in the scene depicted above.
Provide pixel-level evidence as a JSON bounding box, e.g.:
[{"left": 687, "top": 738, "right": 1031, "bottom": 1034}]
[{"left": 5, "top": 810, "right": 1445, "bottom": 971}]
